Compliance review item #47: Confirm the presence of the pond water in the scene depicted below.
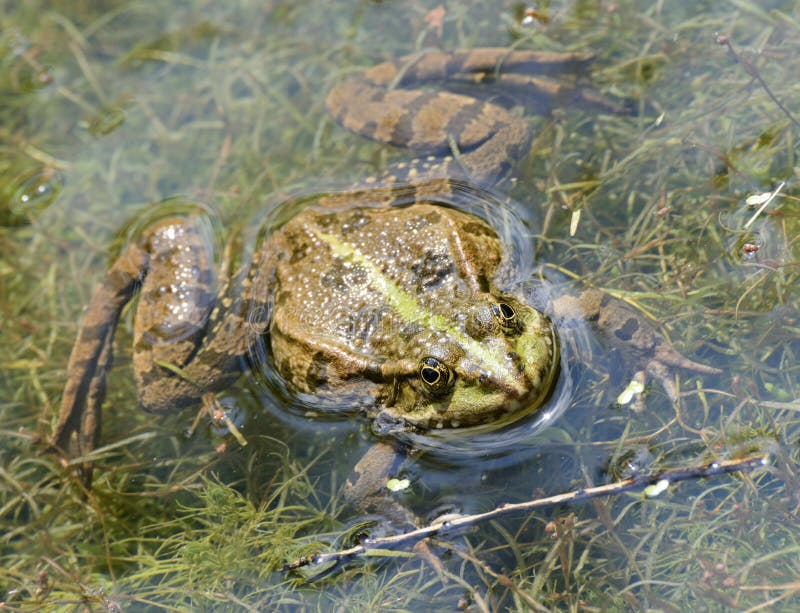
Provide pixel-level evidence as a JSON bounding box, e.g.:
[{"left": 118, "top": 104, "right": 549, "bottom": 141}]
[{"left": 1, "top": 1, "right": 799, "bottom": 610}]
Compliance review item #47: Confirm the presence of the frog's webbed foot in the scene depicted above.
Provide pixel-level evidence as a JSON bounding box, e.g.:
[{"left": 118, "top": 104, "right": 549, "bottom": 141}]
[
  {"left": 50, "top": 243, "right": 149, "bottom": 486},
  {"left": 326, "top": 48, "right": 629, "bottom": 184},
  {"left": 646, "top": 335, "right": 723, "bottom": 403},
  {"left": 551, "top": 289, "right": 721, "bottom": 403}
]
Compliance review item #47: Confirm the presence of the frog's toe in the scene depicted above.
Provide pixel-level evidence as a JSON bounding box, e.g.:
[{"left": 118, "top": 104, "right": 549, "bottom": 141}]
[
  {"left": 654, "top": 343, "right": 723, "bottom": 375},
  {"left": 645, "top": 359, "right": 678, "bottom": 404}
]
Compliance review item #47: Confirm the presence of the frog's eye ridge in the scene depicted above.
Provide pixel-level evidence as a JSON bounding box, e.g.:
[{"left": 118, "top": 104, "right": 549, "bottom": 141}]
[
  {"left": 418, "top": 356, "right": 454, "bottom": 396},
  {"left": 491, "top": 301, "right": 519, "bottom": 333}
]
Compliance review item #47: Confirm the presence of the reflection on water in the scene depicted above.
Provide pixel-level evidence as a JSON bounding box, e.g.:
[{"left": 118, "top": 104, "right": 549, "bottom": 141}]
[{"left": 1, "top": 0, "right": 799, "bottom": 610}]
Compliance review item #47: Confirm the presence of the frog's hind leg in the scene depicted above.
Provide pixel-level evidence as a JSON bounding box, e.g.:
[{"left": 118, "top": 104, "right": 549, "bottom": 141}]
[
  {"left": 51, "top": 242, "right": 149, "bottom": 484},
  {"left": 130, "top": 217, "right": 247, "bottom": 415},
  {"left": 357, "top": 48, "right": 596, "bottom": 91},
  {"left": 52, "top": 215, "right": 249, "bottom": 487},
  {"left": 327, "top": 75, "right": 531, "bottom": 183},
  {"left": 407, "top": 48, "right": 631, "bottom": 116},
  {"left": 326, "top": 48, "right": 618, "bottom": 183}
]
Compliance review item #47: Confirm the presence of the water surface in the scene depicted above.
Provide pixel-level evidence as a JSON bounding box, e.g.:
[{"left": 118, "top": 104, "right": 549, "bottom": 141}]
[{"left": 1, "top": 1, "right": 799, "bottom": 610}]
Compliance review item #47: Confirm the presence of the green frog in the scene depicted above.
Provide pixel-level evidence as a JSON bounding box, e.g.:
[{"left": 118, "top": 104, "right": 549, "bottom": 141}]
[{"left": 51, "top": 49, "right": 718, "bottom": 517}]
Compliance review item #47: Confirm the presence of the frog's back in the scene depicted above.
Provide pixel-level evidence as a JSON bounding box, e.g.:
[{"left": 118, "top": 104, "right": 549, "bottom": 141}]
[{"left": 268, "top": 203, "right": 503, "bottom": 362}]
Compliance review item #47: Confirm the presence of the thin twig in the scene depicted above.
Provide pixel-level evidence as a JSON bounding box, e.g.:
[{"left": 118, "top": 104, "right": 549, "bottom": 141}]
[
  {"left": 285, "top": 454, "right": 768, "bottom": 573},
  {"left": 717, "top": 35, "right": 800, "bottom": 130}
]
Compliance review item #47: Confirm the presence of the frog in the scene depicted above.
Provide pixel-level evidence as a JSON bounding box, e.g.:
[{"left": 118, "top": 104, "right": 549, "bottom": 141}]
[{"left": 51, "top": 48, "right": 719, "bottom": 520}]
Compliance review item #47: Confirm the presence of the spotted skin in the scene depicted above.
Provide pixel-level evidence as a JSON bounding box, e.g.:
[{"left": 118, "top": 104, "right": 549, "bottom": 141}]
[
  {"left": 51, "top": 48, "right": 716, "bottom": 501},
  {"left": 52, "top": 218, "right": 253, "bottom": 483},
  {"left": 259, "top": 201, "right": 559, "bottom": 430}
]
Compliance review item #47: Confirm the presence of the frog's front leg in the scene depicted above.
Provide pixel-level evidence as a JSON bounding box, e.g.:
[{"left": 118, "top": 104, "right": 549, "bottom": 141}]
[
  {"left": 52, "top": 215, "right": 250, "bottom": 485},
  {"left": 342, "top": 440, "right": 416, "bottom": 529},
  {"left": 343, "top": 441, "right": 449, "bottom": 575},
  {"left": 551, "top": 289, "right": 721, "bottom": 402}
]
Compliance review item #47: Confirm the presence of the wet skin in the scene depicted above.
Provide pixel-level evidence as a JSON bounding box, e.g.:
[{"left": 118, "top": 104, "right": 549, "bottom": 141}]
[{"left": 52, "top": 49, "right": 719, "bottom": 517}]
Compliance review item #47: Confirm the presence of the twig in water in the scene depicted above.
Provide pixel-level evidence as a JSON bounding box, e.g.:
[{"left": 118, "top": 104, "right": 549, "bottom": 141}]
[
  {"left": 285, "top": 454, "right": 768, "bottom": 575},
  {"left": 717, "top": 35, "right": 800, "bottom": 130}
]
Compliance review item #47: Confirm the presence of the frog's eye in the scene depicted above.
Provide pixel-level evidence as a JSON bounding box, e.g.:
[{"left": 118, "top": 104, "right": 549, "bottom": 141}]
[
  {"left": 491, "top": 301, "right": 519, "bottom": 333},
  {"left": 418, "top": 357, "right": 454, "bottom": 396}
]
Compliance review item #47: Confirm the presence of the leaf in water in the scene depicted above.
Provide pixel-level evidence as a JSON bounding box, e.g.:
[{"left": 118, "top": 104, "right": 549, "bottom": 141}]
[
  {"left": 8, "top": 168, "right": 63, "bottom": 223},
  {"left": 386, "top": 478, "right": 411, "bottom": 492},
  {"left": 745, "top": 191, "right": 772, "bottom": 207},
  {"left": 87, "top": 105, "right": 126, "bottom": 136},
  {"left": 617, "top": 378, "right": 645, "bottom": 406},
  {"left": 744, "top": 181, "right": 784, "bottom": 229},
  {"left": 643, "top": 479, "right": 670, "bottom": 498},
  {"left": 569, "top": 209, "right": 581, "bottom": 237}
]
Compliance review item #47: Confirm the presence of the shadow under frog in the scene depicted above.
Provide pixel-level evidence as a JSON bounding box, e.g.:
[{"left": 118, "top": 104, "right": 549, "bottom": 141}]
[{"left": 51, "top": 48, "right": 719, "bottom": 527}]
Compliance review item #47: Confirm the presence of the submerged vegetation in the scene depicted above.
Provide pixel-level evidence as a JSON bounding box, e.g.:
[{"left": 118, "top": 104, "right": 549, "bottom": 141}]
[{"left": 1, "top": 0, "right": 799, "bottom": 610}]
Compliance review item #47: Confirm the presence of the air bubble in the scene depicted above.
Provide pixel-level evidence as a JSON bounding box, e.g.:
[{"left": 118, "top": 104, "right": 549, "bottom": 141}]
[{"left": 9, "top": 169, "right": 62, "bottom": 222}]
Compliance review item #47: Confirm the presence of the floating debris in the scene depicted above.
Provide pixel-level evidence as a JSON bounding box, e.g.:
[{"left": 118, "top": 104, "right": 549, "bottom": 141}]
[
  {"left": 617, "top": 377, "right": 645, "bottom": 406},
  {"left": 744, "top": 181, "right": 784, "bottom": 230},
  {"left": 386, "top": 478, "right": 411, "bottom": 493},
  {"left": 644, "top": 479, "right": 670, "bottom": 498}
]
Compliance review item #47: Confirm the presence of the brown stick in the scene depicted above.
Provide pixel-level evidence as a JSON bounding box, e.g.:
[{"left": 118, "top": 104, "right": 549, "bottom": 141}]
[{"left": 285, "top": 454, "right": 768, "bottom": 574}]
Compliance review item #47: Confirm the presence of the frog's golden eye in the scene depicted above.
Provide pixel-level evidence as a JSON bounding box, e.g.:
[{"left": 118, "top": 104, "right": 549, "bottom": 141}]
[
  {"left": 491, "top": 301, "right": 519, "bottom": 333},
  {"left": 418, "top": 357, "right": 454, "bottom": 396}
]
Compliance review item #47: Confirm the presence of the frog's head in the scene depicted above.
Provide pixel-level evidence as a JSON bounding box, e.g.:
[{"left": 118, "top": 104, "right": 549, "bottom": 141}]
[{"left": 381, "top": 295, "right": 560, "bottom": 430}]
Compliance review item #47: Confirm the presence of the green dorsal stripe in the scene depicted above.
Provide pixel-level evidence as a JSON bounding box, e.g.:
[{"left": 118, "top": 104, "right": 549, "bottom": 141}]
[{"left": 309, "top": 224, "right": 524, "bottom": 394}]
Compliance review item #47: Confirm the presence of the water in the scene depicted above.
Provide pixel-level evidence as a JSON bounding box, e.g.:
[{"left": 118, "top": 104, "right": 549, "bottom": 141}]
[{"left": 1, "top": 1, "right": 798, "bottom": 610}]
